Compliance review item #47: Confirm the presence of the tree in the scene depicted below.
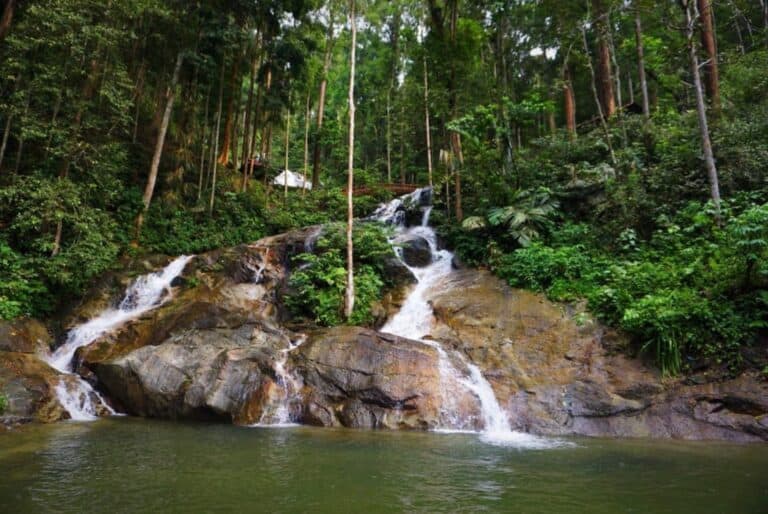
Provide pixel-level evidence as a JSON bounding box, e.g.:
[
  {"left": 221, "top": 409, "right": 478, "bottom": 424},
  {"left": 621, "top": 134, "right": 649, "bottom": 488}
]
[
  {"left": 0, "top": 0, "right": 16, "bottom": 42},
  {"left": 634, "top": 5, "right": 651, "bottom": 118},
  {"left": 591, "top": 0, "right": 617, "bottom": 117},
  {"left": 344, "top": 0, "right": 357, "bottom": 320},
  {"left": 135, "top": 52, "right": 184, "bottom": 241},
  {"left": 681, "top": 0, "right": 721, "bottom": 214},
  {"left": 697, "top": 0, "right": 721, "bottom": 113}
]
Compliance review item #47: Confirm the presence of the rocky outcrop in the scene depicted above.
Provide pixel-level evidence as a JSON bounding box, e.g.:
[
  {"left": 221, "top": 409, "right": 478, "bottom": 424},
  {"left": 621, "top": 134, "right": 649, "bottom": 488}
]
[
  {"left": 6, "top": 224, "right": 766, "bottom": 442},
  {"left": 427, "top": 269, "right": 768, "bottom": 442}
]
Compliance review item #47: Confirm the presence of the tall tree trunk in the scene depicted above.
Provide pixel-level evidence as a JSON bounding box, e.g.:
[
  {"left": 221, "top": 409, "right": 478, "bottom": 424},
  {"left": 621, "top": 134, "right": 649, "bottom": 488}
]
[
  {"left": 635, "top": 8, "right": 651, "bottom": 118},
  {"left": 563, "top": 65, "right": 577, "bottom": 139},
  {"left": 134, "top": 52, "right": 184, "bottom": 242},
  {"left": 697, "top": 0, "right": 721, "bottom": 113},
  {"left": 591, "top": 0, "right": 617, "bottom": 117},
  {"left": 12, "top": 91, "right": 29, "bottom": 174},
  {"left": 198, "top": 86, "right": 210, "bottom": 201},
  {"left": 312, "top": 12, "right": 335, "bottom": 190},
  {"left": 283, "top": 95, "right": 291, "bottom": 201},
  {"left": 0, "top": 112, "right": 12, "bottom": 172},
  {"left": 581, "top": 25, "right": 617, "bottom": 165},
  {"left": 210, "top": 59, "right": 225, "bottom": 216},
  {"left": 344, "top": 0, "right": 357, "bottom": 320},
  {"left": 0, "top": 0, "right": 16, "bottom": 42},
  {"left": 241, "top": 51, "right": 258, "bottom": 192},
  {"left": 217, "top": 52, "right": 241, "bottom": 165},
  {"left": 423, "top": 55, "right": 433, "bottom": 187},
  {"left": 451, "top": 132, "right": 463, "bottom": 222},
  {"left": 683, "top": 0, "right": 721, "bottom": 213},
  {"left": 386, "top": 88, "right": 392, "bottom": 183},
  {"left": 302, "top": 88, "right": 311, "bottom": 195}
]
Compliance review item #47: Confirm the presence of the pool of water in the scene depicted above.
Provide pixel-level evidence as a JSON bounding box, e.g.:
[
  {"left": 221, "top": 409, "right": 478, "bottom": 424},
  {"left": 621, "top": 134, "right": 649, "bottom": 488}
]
[{"left": 1, "top": 419, "right": 766, "bottom": 513}]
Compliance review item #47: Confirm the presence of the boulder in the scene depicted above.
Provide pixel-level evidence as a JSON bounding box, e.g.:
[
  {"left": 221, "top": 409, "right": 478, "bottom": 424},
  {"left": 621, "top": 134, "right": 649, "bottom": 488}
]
[
  {"left": 93, "top": 321, "right": 292, "bottom": 424},
  {"left": 398, "top": 236, "right": 432, "bottom": 267},
  {"left": 0, "top": 352, "right": 66, "bottom": 425},
  {"left": 294, "top": 327, "right": 478, "bottom": 430}
]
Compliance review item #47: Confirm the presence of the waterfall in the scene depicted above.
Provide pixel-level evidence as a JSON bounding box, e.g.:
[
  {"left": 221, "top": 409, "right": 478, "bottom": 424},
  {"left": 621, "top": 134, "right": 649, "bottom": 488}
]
[
  {"left": 45, "top": 255, "right": 193, "bottom": 420},
  {"left": 254, "top": 335, "right": 307, "bottom": 427},
  {"left": 374, "top": 189, "right": 563, "bottom": 448}
]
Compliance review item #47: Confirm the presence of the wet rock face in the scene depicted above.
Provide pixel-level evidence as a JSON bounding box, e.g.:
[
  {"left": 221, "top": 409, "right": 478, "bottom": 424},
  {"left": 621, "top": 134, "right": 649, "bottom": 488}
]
[
  {"left": 0, "top": 319, "right": 51, "bottom": 354},
  {"left": 0, "top": 352, "right": 66, "bottom": 425},
  {"left": 94, "top": 322, "right": 291, "bottom": 424},
  {"left": 398, "top": 236, "right": 432, "bottom": 268},
  {"left": 427, "top": 269, "right": 768, "bottom": 442},
  {"left": 294, "top": 327, "right": 452, "bottom": 430}
]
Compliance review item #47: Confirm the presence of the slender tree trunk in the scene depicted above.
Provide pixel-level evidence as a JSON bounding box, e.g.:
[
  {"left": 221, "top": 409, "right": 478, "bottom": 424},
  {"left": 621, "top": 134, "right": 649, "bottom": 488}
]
[
  {"left": 312, "top": 16, "right": 335, "bottom": 191},
  {"left": 423, "top": 56, "right": 433, "bottom": 187},
  {"left": 697, "top": 0, "right": 721, "bottom": 113},
  {"left": 242, "top": 51, "right": 258, "bottom": 192},
  {"left": 608, "top": 26, "right": 623, "bottom": 109},
  {"left": 386, "top": 89, "right": 392, "bottom": 183},
  {"left": 581, "top": 25, "right": 617, "bottom": 165},
  {"left": 563, "top": 65, "right": 577, "bottom": 139},
  {"left": 0, "top": 0, "right": 16, "bottom": 42},
  {"left": 131, "top": 62, "right": 146, "bottom": 143},
  {"left": 683, "top": 0, "right": 721, "bottom": 213},
  {"left": 635, "top": 8, "right": 651, "bottom": 118},
  {"left": 198, "top": 86, "right": 211, "bottom": 201},
  {"left": 12, "top": 92, "right": 29, "bottom": 174},
  {"left": 302, "top": 88, "right": 311, "bottom": 196},
  {"left": 134, "top": 52, "right": 183, "bottom": 242},
  {"left": 591, "top": 0, "right": 617, "bottom": 117},
  {"left": 283, "top": 95, "right": 291, "bottom": 201},
  {"left": 217, "top": 51, "right": 241, "bottom": 165},
  {"left": 344, "top": 0, "right": 357, "bottom": 320},
  {"left": 451, "top": 132, "right": 463, "bottom": 222},
  {"left": 210, "top": 59, "right": 225, "bottom": 216},
  {"left": 0, "top": 113, "right": 12, "bottom": 172}
]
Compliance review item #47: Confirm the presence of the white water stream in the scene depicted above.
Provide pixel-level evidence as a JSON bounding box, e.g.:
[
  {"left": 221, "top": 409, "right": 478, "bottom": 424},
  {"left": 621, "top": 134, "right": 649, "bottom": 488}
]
[
  {"left": 376, "top": 189, "right": 562, "bottom": 448},
  {"left": 254, "top": 335, "right": 308, "bottom": 428},
  {"left": 45, "top": 255, "right": 193, "bottom": 420}
]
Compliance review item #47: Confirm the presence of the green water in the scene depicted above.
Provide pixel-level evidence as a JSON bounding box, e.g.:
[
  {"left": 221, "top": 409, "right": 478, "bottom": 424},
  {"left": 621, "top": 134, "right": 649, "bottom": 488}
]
[{"left": 1, "top": 419, "right": 766, "bottom": 513}]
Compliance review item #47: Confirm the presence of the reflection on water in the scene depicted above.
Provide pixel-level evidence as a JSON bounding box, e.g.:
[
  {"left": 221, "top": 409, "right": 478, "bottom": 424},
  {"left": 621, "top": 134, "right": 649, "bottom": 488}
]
[{"left": 1, "top": 419, "right": 767, "bottom": 514}]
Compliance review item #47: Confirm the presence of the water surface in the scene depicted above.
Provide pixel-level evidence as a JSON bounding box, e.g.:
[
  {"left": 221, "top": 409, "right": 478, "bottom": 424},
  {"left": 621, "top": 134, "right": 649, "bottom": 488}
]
[{"left": 1, "top": 419, "right": 766, "bottom": 513}]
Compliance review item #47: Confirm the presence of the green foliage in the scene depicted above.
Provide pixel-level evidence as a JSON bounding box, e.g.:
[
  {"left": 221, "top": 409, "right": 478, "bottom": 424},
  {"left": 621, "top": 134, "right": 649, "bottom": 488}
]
[
  {"left": 286, "top": 222, "right": 392, "bottom": 326},
  {"left": 0, "top": 393, "right": 7, "bottom": 415}
]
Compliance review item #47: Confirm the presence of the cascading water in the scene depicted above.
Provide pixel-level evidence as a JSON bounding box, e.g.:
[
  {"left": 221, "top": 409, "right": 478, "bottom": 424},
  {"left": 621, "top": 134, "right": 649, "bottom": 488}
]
[
  {"left": 375, "top": 189, "right": 565, "bottom": 448},
  {"left": 255, "top": 335, "right": 307, "bottom": 427},
  {"left": 45, "top": 255, "right": 194, "bottom": 420}
]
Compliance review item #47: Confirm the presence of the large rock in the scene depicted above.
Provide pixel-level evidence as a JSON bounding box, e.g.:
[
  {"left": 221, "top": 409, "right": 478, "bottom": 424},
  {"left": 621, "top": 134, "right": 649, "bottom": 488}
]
[
  {"left": 294, "top": 327, "right": 478, "bottom": 430},
  {"left": 93, "top": 321, "right": 292, "bottom": 424},
  {"left": 0, "top": 352, "right": 66, "bottom": 425},
  {"left": 398, "top": 235, "right": 432, "bottom": 267},
  {"left": 427, "top": 269, "right": 768, "bottom": 442}
]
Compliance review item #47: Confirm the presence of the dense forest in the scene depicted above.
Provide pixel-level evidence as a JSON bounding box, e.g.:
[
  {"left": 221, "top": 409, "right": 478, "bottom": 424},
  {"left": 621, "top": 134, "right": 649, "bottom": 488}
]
[{"left": 1, "top": 0, "right": 767, "bottom": 375}]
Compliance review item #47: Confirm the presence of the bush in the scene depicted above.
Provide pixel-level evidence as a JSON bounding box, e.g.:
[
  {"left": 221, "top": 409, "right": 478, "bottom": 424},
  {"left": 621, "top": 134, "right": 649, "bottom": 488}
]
[{"left": 286, "top": 222, "right": 393, "bottom": 326}]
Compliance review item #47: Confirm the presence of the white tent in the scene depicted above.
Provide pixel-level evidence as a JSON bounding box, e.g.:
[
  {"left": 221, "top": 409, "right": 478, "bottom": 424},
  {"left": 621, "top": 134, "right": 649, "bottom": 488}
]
[{"left": 272, "top": 170, "right": 312, "bottom": 190}]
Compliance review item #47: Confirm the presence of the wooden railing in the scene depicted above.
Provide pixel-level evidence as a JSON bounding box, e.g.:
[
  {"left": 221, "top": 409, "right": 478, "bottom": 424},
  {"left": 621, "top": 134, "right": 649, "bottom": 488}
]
[{"left": 344, "top": 183, "right": 421, "bottom": 196}]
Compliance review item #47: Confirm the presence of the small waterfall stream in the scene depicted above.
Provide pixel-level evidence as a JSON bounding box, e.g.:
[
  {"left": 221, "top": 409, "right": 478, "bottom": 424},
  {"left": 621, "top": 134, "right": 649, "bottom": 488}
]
[
  {"left": 45, "top": 255, "right": 193, "bottom": 420},
  {"left": 254, "top": 335, "right": 308, "bottom": 427},
  {"left": 375, "top": 189, "right": 560, "bottom": 447}
]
